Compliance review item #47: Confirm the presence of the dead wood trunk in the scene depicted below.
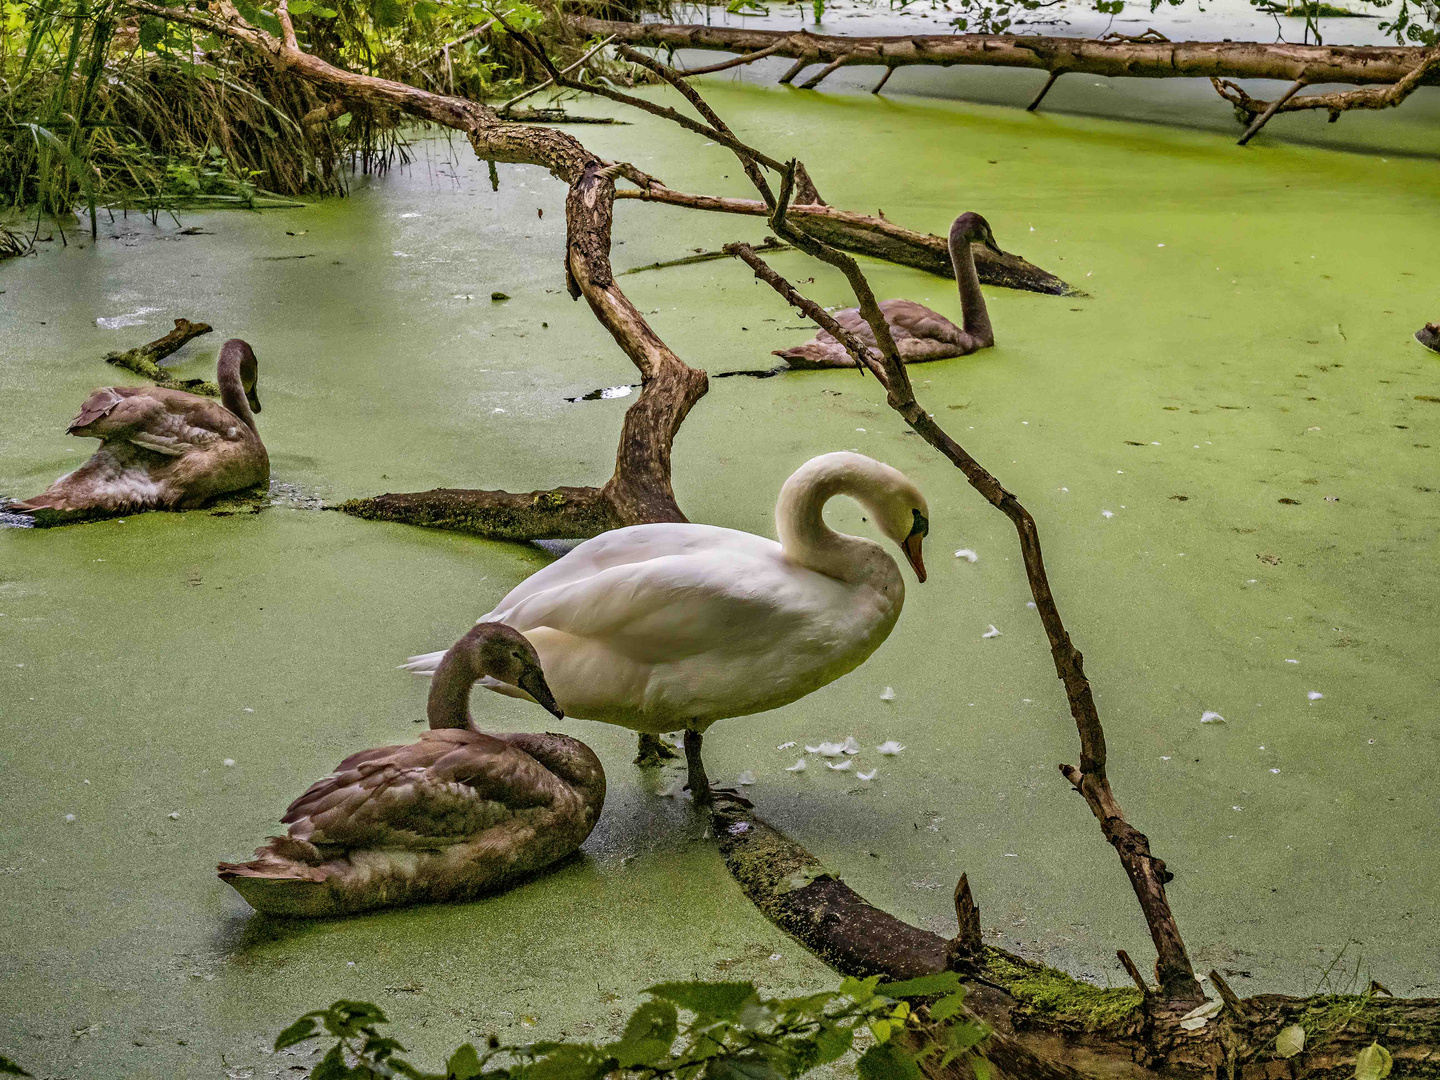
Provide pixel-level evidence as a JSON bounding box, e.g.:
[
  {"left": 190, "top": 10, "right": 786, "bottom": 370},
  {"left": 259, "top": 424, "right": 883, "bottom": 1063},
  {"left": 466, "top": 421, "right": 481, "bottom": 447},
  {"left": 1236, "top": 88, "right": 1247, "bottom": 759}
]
[
  {"left": 104, "top": 318, "right": 217, "bottom": 394},
  {"left": 575, "top": 17, "right": 1440, "bottom": 91}
]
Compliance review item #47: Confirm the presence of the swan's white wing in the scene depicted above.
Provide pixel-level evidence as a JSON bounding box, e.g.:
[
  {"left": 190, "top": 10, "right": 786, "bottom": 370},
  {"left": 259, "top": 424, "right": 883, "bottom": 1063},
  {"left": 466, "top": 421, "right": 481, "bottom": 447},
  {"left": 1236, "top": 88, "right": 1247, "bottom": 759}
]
[
  {"left": 481, "top": 523, "right": 778, "bottom": 625},
  {"left": 498, "top": 546, "right": 827, "bottom": 665}
]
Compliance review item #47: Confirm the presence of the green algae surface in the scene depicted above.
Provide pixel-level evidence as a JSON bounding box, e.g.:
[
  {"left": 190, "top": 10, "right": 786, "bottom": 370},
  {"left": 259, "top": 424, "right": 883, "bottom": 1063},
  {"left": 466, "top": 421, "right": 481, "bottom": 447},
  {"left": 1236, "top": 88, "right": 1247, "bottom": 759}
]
[{"left": 2, "top": 77, "right": 1438, "bottom": 1077}]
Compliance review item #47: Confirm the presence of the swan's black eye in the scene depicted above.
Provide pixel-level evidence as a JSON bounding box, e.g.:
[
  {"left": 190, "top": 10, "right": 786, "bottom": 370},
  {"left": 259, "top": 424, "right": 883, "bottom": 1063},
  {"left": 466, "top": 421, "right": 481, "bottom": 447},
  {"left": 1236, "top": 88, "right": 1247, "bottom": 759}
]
[
  {"left": 909, "top": 509, "right": 929, "bottom": 538},
  {"left": 511, "top": 651, "right": 522, "bottom": 659}
]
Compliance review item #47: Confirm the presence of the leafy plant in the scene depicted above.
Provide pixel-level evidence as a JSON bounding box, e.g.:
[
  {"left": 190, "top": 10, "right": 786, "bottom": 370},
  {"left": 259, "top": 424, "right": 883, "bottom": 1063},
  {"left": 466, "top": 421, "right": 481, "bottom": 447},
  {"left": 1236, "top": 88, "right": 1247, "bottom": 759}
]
[{"left": 275, "top": 972, "right": 991, "bottom": 1080}]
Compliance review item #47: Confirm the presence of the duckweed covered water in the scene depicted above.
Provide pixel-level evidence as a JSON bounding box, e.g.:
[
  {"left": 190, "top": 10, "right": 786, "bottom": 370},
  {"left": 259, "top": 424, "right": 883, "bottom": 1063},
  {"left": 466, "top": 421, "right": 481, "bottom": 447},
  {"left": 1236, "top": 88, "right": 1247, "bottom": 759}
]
[{"left": 2, "top": 74, "right": 1438, "bottom": 1077}]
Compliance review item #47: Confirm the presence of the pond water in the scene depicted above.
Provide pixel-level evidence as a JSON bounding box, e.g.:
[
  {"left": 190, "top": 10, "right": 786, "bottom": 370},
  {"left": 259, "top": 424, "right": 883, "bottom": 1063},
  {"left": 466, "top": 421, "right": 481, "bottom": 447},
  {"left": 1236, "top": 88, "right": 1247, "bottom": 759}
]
[{"left": 2, "top": 57, "right": 1438, "bottom": 1078}]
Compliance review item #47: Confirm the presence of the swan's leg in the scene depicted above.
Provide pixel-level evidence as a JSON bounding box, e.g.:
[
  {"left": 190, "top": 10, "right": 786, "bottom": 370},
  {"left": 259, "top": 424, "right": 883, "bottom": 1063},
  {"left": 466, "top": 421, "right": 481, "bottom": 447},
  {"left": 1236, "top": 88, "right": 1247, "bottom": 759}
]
[
  {"left": 634, "top": 732, "right": 678, "bottom": 767},
  {"left": 683, "top": 728, "right": 712, "bottom": 805},
  {"left": 683, "top": 729, "right": 754, "bottom": 808}
]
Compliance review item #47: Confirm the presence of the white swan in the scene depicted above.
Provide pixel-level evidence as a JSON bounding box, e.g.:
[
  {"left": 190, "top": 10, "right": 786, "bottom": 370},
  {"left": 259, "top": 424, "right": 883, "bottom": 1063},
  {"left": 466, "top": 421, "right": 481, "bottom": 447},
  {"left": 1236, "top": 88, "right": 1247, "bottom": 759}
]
[{"left": 404, "top": 452, "right": 929, "bottom": 804}]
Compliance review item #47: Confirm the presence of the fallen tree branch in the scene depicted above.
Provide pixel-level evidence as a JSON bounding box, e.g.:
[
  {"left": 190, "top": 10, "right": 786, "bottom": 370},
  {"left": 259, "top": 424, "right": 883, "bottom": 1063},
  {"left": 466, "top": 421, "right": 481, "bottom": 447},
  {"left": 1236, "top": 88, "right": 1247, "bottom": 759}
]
[
  {"left": 576, "top": 17, "right": 1440, "bottom": 90},
  {"left": 1212, "top": 46, "right": 1440, "bottom": 136},
  {"left": 714, "top": 804, "right": 1440, "bottom": 1080},
  {"left": 104, "top": 317, "right": 217, "bottom": 394},
  {"left": 614, "top": 182, "right": 1076, "bottom": 295}
]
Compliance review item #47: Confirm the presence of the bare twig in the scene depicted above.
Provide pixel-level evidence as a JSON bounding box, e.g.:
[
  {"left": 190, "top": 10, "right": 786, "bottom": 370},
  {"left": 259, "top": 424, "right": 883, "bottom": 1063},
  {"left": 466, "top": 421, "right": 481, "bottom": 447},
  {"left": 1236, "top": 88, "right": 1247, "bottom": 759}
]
[
  {"left": 674, "top": 39, "right": 791, "bottom": 76},
  {"left": 799, "top": 56, "right": 848, "bottom": 89},
  {"left": 1027, "top": 69, "right": 1064, "bottom": 111},
  {"left": 498, "top": 32, "right": 616, "bottom": 114},
  {"left": 420, "top": 18, "right": 494, "bottom": 66},
  {"left": 1212, "top": 46, "right": 1440, "bottom": 130},
  {"left": 1117, "top": 950, "right": 1150, "bottom": 997},
  {"left": 622, "top": 235, "right": 789, "bottom": 275},
  {"left": 1236, "top": 75, "right": 1307, "bottom": 142},
  {"left": 870, "top": 65, "right": 894, "bottom": 94}
]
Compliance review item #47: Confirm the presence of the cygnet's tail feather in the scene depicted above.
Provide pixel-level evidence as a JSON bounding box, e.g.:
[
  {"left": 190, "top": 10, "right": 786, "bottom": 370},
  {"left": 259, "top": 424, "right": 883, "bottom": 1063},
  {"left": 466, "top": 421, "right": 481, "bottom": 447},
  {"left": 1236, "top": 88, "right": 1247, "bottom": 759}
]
[
  {"left": 400, "top": 649, "right": 445, "bottom": 676},
  {"left": 218, "top": 842, "right": 336, "bottom": 917}
]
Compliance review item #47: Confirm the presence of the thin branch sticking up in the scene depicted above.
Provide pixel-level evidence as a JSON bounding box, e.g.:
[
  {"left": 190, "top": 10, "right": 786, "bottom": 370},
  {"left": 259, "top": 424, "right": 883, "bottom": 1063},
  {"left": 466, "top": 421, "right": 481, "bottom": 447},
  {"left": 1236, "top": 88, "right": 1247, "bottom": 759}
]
[
  {"left": 498, "top": 32, "right": 616, "bottom": 114},
  {"left": 1212, "top": 46, "right": 1440, "bottom": 133},
  {"left": 674, "top": 39, "right": 792, "bottom": 76},
  {"left": 1027, "top": 69, "right": 1064, "bottom": 111}
]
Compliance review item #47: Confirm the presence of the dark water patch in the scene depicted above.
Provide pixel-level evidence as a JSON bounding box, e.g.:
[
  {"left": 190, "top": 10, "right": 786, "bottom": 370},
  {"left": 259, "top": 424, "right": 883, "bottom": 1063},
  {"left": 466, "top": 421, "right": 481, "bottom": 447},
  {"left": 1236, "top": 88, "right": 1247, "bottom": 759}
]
[{"left": 713, "top": 367, "right": 786, "bottom": 379}]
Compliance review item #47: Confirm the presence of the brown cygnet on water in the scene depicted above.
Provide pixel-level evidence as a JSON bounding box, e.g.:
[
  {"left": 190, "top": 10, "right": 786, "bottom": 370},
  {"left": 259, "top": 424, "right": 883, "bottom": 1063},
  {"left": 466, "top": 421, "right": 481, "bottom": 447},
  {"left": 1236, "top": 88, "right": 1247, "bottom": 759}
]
[
  {"left": 773, "top": 212, "right": 1002, "bottom": 369},
  {"left": 8, "top": 338, "right": 268, "bottom": 522},
  {"left": 218, "top": 624, "right": 605, "bottom": 918},
  {"left": 1416, "top": 323, "right": 1440, "bottom": 353}
]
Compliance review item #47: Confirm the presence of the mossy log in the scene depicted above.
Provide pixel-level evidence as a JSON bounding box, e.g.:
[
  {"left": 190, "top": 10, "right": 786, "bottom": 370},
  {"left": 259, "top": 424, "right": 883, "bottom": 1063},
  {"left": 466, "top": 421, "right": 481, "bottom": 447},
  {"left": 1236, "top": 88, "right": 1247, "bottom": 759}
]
[
  {"left": 713, "top": 805, "right": 1440, "bottom": 1079},
  {"left": 104, "top": 318, "right": 217, "bottom": 395}
]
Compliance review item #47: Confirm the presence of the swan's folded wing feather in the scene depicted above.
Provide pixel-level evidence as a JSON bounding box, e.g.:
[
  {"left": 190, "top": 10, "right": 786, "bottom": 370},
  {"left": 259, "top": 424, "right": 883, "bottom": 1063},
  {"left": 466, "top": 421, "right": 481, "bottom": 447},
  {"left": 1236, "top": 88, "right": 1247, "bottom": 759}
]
[
  {"left": 282, "top": 731, "right": 570, "bottom": 851},
  {"left": 67, "top": 387, "right": 127, "bottom": 433},
  {"left": 482, "top": 524, "right": 775, "bottom": 622},
  {"left": 496, "top": 548, "right": 821, "bottom": 664}
]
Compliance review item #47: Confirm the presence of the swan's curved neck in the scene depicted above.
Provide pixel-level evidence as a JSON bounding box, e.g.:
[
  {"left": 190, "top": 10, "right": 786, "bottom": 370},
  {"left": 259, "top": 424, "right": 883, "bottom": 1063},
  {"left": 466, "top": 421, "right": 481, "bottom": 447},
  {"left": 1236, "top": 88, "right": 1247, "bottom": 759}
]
[
  {"left": 427, "top": 651, "right": 476, "bottom": 730},
  {"left": 949, "top": 232, "right": 993, "bottom": 348},
  {"left": 776, "top": 456, "right": 894, "bottom": 584},
  {"left": 217, "top": 342, "right": 258, "bottom": 433}
]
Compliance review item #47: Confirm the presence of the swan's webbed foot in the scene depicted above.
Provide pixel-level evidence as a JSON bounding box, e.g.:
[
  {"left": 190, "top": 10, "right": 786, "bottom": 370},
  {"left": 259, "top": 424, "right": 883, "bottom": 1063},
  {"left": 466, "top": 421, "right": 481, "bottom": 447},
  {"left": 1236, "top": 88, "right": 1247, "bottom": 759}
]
[
  {"left": 634, "top": 732, "right": 679, "bottom": 767},
  {"left": 707, "top": 787, "right": 755, "bottom": 810}
]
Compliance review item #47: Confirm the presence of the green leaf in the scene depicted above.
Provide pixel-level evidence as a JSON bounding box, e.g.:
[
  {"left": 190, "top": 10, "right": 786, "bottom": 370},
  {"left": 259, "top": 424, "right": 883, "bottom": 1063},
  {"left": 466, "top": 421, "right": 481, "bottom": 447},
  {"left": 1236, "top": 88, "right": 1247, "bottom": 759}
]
[
  {"left": 413, "top": 0, "right": 441, "bottom": 17},
  {"left": 1275, "top": 1024, "right": 1305, "bottom": 1059},
  {"left": 622, "top": 1000, "right": 679, "bottom": 1046},
  {"left": 311, "top": 1044, "right": 348, "bottom": 1080},
  {"left": 839, "top": 975, "right": 882, "bottom": 1005},
  {"left": 971, "top": 1055, "right": 993, "bottom": 1080},
  {"left": 929, "top": 992, "right": 968, "bottom": 1022},
  {"left": 811, "top": 1023, "right": 853, "bottom": 1065},
  {"left": 447, "top": 1043, "right": 483, "bottom": 1079},
  {"left": 274, "top": 1016, "right": 320, "bottom": 1050},
  {"left": 704, "top": 1054, "right": 786, "bottom": 1080},
  {"left": 876, "top": 973, "right": 963, "bottom": 1000},
  {"left": 374, "top": 0, "right": 407, "bottom": 27},
  {"left": 857, "top": 1042, "right": 924, "bottom": 1080},
  {"left": 1355, "top": 1042, "right": 1393, "bottom": 1080},
  {"left": 0, "top": 1056, "right": 32, "bottom": 1077},
  {"left": 137, "top": 16, "right": 166, "bottom": 49},
  {"left": 646, "top": 982, "right": 758, "bottom": 1020},
  {"left": 522, "top": 1044, "right": 610, "bottom": 1080}
]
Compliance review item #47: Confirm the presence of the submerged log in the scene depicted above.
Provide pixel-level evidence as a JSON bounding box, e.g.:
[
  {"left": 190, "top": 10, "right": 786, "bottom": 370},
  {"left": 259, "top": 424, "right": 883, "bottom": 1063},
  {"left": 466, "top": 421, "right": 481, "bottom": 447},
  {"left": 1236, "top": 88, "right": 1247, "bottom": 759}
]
[
  {"left": 576, "top": 18, "right": 1440, "bottom": 92},
  {"left": 104, "top": 318, "right": 218, "bottom": 395}
]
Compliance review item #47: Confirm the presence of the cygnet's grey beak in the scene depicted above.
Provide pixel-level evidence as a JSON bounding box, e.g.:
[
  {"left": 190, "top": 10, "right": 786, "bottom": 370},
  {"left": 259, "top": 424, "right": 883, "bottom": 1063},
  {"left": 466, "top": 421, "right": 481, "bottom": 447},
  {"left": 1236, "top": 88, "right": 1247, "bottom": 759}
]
[
  {"left": 520, "top": 668, "right": 565, "bottom": 720},
  {"left": 246, "top": 386, "right": 262, "bottom": 414},
  {"left": 983, "top": 233, "right": 1005, "bottom": 257}
]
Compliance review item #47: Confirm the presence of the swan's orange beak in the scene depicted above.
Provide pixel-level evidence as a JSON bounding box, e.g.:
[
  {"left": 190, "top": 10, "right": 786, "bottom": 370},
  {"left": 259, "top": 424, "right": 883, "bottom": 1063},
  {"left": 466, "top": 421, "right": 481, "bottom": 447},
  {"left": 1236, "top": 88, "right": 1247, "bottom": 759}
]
[{"left": 902, "top": 533, "right": 927, "bottom": 583}]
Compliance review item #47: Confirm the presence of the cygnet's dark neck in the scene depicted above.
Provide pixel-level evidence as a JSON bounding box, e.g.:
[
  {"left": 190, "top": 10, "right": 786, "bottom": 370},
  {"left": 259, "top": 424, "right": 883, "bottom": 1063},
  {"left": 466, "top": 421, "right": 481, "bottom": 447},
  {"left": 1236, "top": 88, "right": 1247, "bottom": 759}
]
[
  {"left": 426, "top": 649, "right": 476, "bottom": 729},
  {"left": 217, "top": 341, "right": 258, "bottom": 432},
  {"left": 948, "top": 227, "right": 993, "bottom": 347}
]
